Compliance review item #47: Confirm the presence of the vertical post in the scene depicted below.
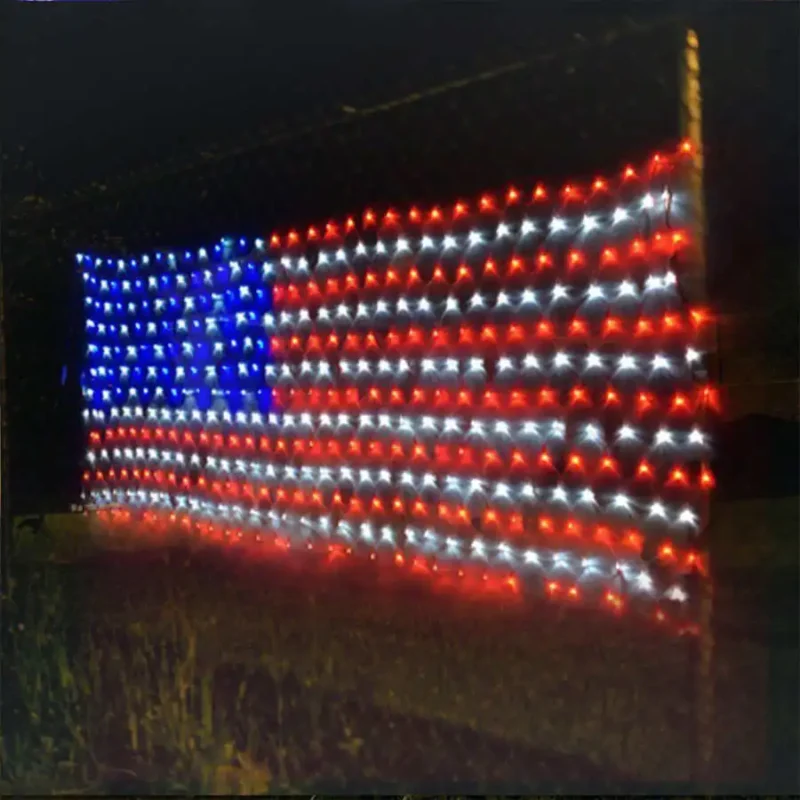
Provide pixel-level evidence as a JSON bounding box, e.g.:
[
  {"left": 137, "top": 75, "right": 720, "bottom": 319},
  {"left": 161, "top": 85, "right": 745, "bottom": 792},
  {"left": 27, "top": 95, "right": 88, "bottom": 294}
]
[
  {"left": 0, "top": 176, "right": 9, "bottom": 596},
  {"left": 680, "top": 28, "right": 707, "bottom": 304},
  {"left": 680, "top": 25, "right": 715, "bottom": 791}
]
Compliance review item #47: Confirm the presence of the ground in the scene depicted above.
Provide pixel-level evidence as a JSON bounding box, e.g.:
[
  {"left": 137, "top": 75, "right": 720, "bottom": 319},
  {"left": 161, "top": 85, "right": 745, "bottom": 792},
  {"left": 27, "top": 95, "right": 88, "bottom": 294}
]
[{"left": 2, "top": 489, "right": 797, "bottom": 794}]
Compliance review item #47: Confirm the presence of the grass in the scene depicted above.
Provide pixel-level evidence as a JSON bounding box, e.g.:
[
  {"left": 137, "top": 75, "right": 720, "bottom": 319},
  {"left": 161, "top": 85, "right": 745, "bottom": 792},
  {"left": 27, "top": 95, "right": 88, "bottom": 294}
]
[{"left": 2, "top": 501, "right": 797, "bottom": 794}]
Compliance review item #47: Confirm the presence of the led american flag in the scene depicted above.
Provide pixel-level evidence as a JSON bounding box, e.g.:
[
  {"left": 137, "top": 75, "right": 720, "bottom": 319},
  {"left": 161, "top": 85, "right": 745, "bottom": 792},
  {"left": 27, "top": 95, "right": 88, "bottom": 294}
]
[{"left": 80, "top": 140, "right": 717, "bottom": 629}]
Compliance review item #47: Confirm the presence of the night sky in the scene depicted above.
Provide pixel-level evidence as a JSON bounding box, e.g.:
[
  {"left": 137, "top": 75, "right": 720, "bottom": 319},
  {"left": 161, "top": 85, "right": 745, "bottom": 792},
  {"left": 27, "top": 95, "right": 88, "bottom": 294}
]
[
  {"left": 5, "top": 3, "right": 656, "bottom": 195},
  {"left": 5, "top": 3, "right": 795, "bottom": 232}
]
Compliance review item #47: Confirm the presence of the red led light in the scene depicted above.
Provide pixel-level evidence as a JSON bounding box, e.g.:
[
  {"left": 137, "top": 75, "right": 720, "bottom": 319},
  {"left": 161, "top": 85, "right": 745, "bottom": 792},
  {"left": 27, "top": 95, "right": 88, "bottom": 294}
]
[
  {"left": 567, "top": 249, "right": 585, "bottom": 269},
  {"left": 600, "top": 247, "right": 618, "bottom": 266},
  {"left": 700, "top": 465, "right": 715, "bottom": 490},
  {"left": 536, "top": 320, "right": 555, "bottom": 339}
]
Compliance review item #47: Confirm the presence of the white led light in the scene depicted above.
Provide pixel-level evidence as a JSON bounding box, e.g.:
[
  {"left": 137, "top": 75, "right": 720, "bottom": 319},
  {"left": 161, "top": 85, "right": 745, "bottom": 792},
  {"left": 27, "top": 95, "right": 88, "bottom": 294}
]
[
  {"left": 654, "top": 428, "right": 674, "bottom": 446},
  {"left": 468, "top": 231, "right": 483, "bottom": 246},
  {"left": 552, "top": 283, "right": 568, "bottom": 301},
  {"left": 553, "top": 352, "right": 570, "bottom": 369},
  {"left": 497, "top": 357, "right": 514, "bottom": 372},
  {"left": 421, "top": 236, "right": 435, "bottom": 250},
  {"left": 586, "top": 353, "right": 603, "bottom": 370},
  {"left": 443, "top": 235, "right": 457, "bottom": 250},
  {"left": 586, "top": 284, "right": 604, "bottom": 301},
  {"left": 395, "top": 237, "right": 410, "bottom": 252},
  {"left": 523, "top": 549, "right": 540, "bottom": 565},
  {"left": 469, "top": 293, "right": 486, "bottom": 309},
  {"left": 688, "top": 428, "right": 706, "bottom": 446},
  {"left": 552, "top": 485, "right": 568, "bottom": 503},
  {"left": 520, "top": 219, "right": 536, "bottom": 235},
  {"left": 651, "top": 354, "right": 670, "bottom": 372},
  {"left": 686, "top": 347, "right": 701, "bottom": 364},
  {"left": 549, "top": 421, "right": 566, "bottom": 438},
  {"left": 522, "top": 354, "right": 540, "bottom": 370},
  {"left": 612, "top": 207, "right": 629, "bottom": 224},
  {"left": 649, "top": 501, "right": 667, "bottom": 519},
  {"left": 612, "top": 493, "right": 631, "bottom": 511},
  {"left": 496, "top": 222, "right": 511, "bottom": 238},
  {"left": 641, "top": 193, "right": 655, "bottom": 210},
  {"left": 666, "top": 585, "right": 688, "bottom": 603},
  {"left": 549, "top": 216, "right": 567, "bottom": 233},
  {"left": 582, "top": 214, "right": 598, "bottom": 232}
]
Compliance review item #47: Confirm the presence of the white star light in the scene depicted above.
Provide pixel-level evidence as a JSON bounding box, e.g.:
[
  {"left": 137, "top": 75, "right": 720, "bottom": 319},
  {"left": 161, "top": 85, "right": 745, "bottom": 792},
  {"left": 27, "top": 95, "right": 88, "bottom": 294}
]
[
  {"left": 688, "top": 428, "right": 706, "bottom": 446},
  {"left": 586, "top": 284, "right": 604, "bottom": 301},
  {"left": 654, "top": 428, "right": 674, "bottom": 446},
  {"left": 586, "top": 352, "right": 603, "bottom": 370},
  {"left": 553, "top": 352, "right": 571, "bottom": 369},
  {"left": 612, "top": 493, "right": 632, "bottom": 511},
  {"left": 651, "top": 354, "right": 671, "bottom": 372}
]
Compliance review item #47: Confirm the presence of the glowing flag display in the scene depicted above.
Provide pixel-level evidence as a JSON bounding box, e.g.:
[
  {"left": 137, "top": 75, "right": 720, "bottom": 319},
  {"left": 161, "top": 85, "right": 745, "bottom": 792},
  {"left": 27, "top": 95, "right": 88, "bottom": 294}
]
[{"left": 80, "top": 140, "right": 715, "bottom": 630}]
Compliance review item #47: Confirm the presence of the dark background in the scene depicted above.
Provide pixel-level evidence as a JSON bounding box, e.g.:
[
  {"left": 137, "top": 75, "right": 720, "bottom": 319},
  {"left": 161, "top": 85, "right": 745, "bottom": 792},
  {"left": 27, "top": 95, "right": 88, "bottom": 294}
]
[
  {"left": 3, "top": 1, "right": 798, "bottom": 511},
  {"left": 2, "top": 2, "right": 798, "bottom": 790}
]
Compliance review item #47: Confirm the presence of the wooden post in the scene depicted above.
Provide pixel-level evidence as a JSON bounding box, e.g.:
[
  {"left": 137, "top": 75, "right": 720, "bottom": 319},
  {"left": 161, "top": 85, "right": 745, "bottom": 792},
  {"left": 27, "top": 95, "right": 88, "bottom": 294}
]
[
  {"left": 680, "top": 25, "right": 715, "bottom": 791},
  {"left": 0, "top": 214, "right": 9, "bottom": 596}
]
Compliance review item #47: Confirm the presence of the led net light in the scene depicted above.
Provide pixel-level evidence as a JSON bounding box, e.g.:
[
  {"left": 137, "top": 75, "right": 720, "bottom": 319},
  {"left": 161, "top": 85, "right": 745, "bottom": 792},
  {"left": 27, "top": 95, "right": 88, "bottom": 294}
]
[{"left": 80, "top": 141, "right": 716, "bottom": 630}]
